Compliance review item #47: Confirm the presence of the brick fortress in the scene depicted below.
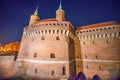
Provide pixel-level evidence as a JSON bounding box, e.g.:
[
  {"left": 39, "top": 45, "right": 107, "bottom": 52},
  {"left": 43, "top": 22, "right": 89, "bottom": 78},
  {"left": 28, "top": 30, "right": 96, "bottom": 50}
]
[{"left": 0, "top": 1, "right": 120, "bottom": 80}]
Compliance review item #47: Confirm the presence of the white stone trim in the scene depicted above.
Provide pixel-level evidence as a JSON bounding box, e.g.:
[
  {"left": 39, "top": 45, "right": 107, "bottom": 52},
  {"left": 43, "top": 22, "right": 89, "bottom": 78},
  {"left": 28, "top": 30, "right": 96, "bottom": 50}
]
[
  {"left": 83, "top": 59, "right": 120, "bottom": 63},
  {"left": 76, "top": 59, "right": 83, "bottom": 61},
  {"left": 17, "top": 59, "right": 69, "bottom": 64}
]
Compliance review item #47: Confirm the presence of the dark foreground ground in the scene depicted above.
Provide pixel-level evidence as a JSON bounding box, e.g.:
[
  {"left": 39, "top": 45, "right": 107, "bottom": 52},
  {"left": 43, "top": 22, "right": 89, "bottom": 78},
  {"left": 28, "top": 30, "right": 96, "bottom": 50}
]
[{"left": 0, "top": 77, "right": 25, "bottom": 80}]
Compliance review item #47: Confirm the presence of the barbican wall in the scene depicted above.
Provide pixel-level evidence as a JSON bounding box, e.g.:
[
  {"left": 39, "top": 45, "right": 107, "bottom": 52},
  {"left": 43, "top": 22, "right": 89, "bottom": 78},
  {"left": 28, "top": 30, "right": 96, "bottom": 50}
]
[
  {"left": 76, "top": 21, "right": 120, "bottom": 79},
  {"left": 0, "top": 55, "right": 15, "bottom": 78},
  {"left": 16, "top": 20, "right": 77, "bottom": 80}
]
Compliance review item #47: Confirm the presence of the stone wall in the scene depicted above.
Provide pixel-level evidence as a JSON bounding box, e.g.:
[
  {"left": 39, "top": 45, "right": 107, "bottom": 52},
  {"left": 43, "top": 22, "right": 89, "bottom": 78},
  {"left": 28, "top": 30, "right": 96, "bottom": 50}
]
[
  {"left": 0, "top": 55, "right": 15, "bottom": 78},
  {"left": 16, "top": 20, "right": 76, "bottom": 80},
  {"left": 76, "top": 22, "right": 120, "bottom": 79}
]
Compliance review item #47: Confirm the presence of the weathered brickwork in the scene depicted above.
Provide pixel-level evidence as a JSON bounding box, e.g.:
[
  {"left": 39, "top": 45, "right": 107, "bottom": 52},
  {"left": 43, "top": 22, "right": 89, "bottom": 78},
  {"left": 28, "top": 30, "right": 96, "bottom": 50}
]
[
  {"left": 0, "top": 2, "right": 120, "bottom": 80},
  {"left": 76, "top": 21, "right": 120, "bottom": 79},
  {"left": 15, "top": 4, "right": 77, "bottom": 80},
  {"left": 0, "top": 56, "right": 15, "bottom": 78}
]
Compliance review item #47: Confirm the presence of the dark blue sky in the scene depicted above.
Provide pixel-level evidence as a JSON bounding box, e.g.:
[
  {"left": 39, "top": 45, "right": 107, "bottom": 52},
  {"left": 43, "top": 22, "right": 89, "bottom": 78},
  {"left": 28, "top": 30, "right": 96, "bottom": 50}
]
[{"left": 0, "top": 0, "right": 120, "bottom": 44}]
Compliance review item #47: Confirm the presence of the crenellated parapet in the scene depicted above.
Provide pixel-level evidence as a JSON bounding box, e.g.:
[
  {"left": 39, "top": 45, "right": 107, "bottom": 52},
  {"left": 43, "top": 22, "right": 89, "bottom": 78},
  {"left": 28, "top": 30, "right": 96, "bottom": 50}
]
[
  {"left": 22, "top": 20, "right": 75, "bottom": 41},
  {"left": 77, "top": 24, "right": 120, "bottom": 40},
  {"left": 23, "top": 29, "right": 69, "bottom": 37}
]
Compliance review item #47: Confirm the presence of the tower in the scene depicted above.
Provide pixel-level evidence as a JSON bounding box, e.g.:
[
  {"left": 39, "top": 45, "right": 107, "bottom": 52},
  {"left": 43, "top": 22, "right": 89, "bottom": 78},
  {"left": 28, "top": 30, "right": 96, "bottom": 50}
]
[
  {"left": 15, "top": 0, "right": 77, "bottom": 79},
  {"left": 56, "top": 0, "right": 65, "bottom": 21},
  {"left": 29, "top": 6, "right": 40, "bottom": 25}
]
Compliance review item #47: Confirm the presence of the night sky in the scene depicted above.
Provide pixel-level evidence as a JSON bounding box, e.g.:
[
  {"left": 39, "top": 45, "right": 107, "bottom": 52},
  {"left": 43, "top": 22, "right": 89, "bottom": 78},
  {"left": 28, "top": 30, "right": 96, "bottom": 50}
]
[{"left": 0, "top": 0, "right": 120, "bottom": 44}]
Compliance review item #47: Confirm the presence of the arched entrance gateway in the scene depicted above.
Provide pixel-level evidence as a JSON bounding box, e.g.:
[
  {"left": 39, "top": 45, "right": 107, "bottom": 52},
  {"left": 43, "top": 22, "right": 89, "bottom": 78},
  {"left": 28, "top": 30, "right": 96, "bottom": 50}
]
[
  {"left": 92, "top": 75, "right": 100, "bottom": 80},
  {"left": 77, "top": 72, "right": 86, "bottom": 80}
]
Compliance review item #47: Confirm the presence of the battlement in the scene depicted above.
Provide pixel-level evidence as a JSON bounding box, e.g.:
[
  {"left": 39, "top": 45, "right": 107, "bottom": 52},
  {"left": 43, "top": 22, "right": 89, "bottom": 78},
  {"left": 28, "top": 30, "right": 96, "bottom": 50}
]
[
  {"left": 23, "top": 29, "right": 69, "bottom": 38},
  {"left": 22, "top": 20, "right": 75, "bottom": 40},
  {"left": 25, "top": 20, "right": 71, "bottom": 30},
  {"left": 76, "top": 22, "right": 120, "bottom": 40},
  {"left": 76, "top": 21, "right": 119, "bottom": 30},
  {"left": 78, "top": 32, "right": 120, "bottom": 40}
]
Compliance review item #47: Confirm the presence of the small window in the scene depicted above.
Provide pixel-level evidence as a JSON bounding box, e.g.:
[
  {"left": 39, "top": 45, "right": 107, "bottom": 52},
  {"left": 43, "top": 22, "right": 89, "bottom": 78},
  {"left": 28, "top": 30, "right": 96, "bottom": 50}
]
[
  {"left": 53, "top": 30, "right": 55, "bottom": 34},
  {"left": 101, "top": 34, "right": 103, "bottom": 37},
  {"left": 83, "top": 31, "right": 85, "bottom": 33},
  {"left": 35, "top": 68, "right": 37, "bottom": 73},
  {"left": 62, "top": 67, "right": 66, "bottom": 75},
  {"left": 95, "top": 55, "right": 98, "bottom": 59},
  {"left": 104, "top": 28, "right": 106, "bottom": 30},
  {"left": 56, "top": 36, "right": 60, "bottom": 40},
  {"left": 100, "top": 28, "right": 102, "bottom": 30},
  {"left": 36, "top": 31, "right": 37, "bottom": 34},
  {"left": 78, "top": 65, "right": 80, "bottom": 67},
  {"left": 113, "top": 26, "right": 115, "bottom": 29},
  {"left": 45, "top": 30, "right": 47, "bottom": 34},
  {"left": 106, "top": 39, "right": 109, "bottom": 43},
  {"left": 50, "top": 54, "right": 55, "bottom": 58},
  {"left": 108, "top": 27, "right": 111, "bottom": 29},
  {"left": 97, "top": 34, "right": 99, "bottom": 37},
  {"left": 34, "top": 53, "right": 37, "bottom": 58},
  {"left": 89, "top": 30, "right": 92, "bottom": 32},
  {"left": 41, "top": 36, "right": 44, "bottom": 40},
  {"left": 51, "top": 71, "right": 54, "bottom": 76},
  {"left": 83, "top": 41, "right": 86, "bottom": 44},
  {"left": 61, "top": 30, "right": 63, "bottom": 34},
  {"left": 85, "top": 55, "right": 88, "bottom": 59},
  {"left": 65, "top": 24, "right": 67, "bottom": 26},
  {"left": 119, "top": 32, "right": 120, "bottom": 36},
  {"left": 38, "top": 31, "right": 40, "bottom": 34},
  {"left": 57, "top": 30, "right": 59, "bottom": 34},
  {"left": 99, "top": 65, "right": 102, "bottom": 70},
  {"left": 49, "top": 30, "right": 51, "bottom": 34},
  {"left": 86, "top": 65, "right": 89, "bottom": 69},
  {"left": 77, "top": 56, "right": 79, "bottom": 58}
]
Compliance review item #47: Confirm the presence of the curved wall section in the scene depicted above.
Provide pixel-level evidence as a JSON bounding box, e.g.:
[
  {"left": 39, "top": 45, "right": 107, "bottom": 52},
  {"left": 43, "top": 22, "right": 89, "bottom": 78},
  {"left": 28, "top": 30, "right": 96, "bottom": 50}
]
[{"left": 17, "top": 20, "right": 76, "bottom": 80}]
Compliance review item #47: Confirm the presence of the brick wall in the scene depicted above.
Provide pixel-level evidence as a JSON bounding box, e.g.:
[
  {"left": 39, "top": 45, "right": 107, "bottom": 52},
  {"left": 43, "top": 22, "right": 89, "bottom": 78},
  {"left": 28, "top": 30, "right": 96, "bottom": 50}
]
[{"left": 0, "top": 56, "right": 15, "bottom": 78}]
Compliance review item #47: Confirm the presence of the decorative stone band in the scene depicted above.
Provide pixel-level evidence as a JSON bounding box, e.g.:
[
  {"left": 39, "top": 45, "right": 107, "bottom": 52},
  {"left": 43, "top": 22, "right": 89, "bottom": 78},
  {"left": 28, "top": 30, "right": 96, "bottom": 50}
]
[
  {"left": 75, "top": 59, "right": 83, "bottom": 61},
  {"left": 83, "top": 59, "right": 120, "bottom": 63},
  {"left": 17, "top": 59, "right": 76, "bottom": 64},
  {"left": 23, "top": 30, "right": 69, "bottom": 38},
  {"left": 78, "top": 32, "right": 120, "bottom": 40}
]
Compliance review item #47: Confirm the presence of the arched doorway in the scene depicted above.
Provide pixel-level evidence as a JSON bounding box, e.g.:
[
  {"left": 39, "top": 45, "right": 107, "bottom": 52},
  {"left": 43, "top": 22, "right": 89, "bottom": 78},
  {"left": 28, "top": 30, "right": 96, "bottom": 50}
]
[
  {"left": 78, "top": 72, "right": 86, "bottom": 80},
  {"left": 92, "top": 75, "right": 100, "bottom": 80}
]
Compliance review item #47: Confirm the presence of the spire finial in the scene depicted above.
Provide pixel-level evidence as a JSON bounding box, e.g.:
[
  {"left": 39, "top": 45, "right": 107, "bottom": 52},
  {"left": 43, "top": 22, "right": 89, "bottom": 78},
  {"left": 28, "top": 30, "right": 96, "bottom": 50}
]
[
  {"left": 34, "top": 5, "right": 38, "bottom": 16},
  {"left": 59, "top": 0, "right": 62, "bottom": 9}
]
